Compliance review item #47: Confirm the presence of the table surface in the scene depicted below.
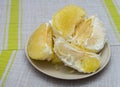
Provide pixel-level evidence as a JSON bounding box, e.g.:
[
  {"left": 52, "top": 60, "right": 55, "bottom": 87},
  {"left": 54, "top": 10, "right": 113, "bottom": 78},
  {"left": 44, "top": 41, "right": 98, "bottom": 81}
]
[{"left": 0, "top": 0, "right": 120, "bottom": 87}]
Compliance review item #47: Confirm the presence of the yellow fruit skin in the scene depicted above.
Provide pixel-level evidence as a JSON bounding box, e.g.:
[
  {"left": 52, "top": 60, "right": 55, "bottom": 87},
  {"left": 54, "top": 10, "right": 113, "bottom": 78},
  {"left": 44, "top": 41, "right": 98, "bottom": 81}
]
[
  {"left": 52, "top": 4, "right": 86, "bottom": 38},
  {"left": 81, "top": 57, "right": 100, "bottom": 73},
  {"left": 27, "top": 23, "right": 53, "bottom": 60}
]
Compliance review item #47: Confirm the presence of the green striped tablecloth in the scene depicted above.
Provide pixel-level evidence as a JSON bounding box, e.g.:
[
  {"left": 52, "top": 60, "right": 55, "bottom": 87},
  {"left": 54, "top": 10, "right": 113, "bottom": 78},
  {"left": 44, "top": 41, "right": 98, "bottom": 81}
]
[{"left": 0, "top": 0, "right": 120, "bottom": 87}]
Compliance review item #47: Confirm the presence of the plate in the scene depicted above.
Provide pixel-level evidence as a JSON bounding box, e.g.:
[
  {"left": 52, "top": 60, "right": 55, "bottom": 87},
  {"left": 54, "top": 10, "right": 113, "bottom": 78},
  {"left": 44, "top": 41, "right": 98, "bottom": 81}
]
[{"left": 25, "top": 41, "right": 110, "bottom": 80}]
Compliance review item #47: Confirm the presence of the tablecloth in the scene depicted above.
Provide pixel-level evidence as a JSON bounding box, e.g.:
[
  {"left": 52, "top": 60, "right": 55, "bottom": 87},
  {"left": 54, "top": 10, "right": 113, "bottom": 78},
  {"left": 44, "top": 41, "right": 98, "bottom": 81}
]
[{"left": 0, "top": 0, "right": 120, "bottom": 87}]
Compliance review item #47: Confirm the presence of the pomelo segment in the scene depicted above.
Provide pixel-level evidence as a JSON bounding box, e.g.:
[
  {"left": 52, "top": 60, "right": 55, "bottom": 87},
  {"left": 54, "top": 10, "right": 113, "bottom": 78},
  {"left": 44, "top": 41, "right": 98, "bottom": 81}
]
[
  {"left": 52, "top": 5, "right": 86, "bottom": 38},
  {"left": 80, "top": 57, "right": 100, "bottom": 73},
  {"left": 54, "top": 38, "right": 100, "bottom": 73},
  {"left": 27, "top": 23, "right": 53, "bottom": 60}
]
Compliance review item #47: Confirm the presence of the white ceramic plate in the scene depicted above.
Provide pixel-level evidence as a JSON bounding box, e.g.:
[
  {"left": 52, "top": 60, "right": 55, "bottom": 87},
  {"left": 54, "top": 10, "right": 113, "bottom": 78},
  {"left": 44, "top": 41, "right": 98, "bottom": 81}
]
[{"left": 25, "top": 41, "right": 110, "bottom": 80}]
